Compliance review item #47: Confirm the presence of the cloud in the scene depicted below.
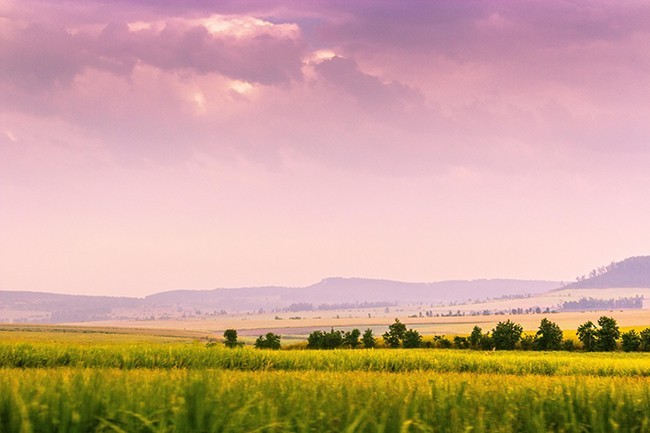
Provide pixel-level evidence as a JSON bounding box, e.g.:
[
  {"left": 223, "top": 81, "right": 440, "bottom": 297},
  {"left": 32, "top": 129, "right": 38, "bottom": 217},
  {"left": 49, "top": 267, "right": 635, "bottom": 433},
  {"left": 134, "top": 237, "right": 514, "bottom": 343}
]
[{"left": 0, "top": 12, "right": 306, "bottom": 94}]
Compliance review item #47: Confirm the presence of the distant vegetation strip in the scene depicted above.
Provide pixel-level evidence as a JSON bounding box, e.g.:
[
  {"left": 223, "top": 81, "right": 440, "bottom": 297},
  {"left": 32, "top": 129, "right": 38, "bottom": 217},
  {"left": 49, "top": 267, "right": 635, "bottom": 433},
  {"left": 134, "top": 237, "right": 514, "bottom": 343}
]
[
  {"left": 561, "top": 296, "right": 643, "bottom": 311},
  {"left": 2, "top": 369, "right": 650, "bottom": 433},
  {"left": 3, "top": 343, "right": 650, "bottom": 376}
]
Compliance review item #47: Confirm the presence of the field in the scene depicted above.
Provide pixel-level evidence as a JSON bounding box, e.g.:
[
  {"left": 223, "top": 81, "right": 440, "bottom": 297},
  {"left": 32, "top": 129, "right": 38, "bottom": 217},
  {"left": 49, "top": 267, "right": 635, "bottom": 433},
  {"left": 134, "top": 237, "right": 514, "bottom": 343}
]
[
  {"left": 63, "top": 308, "right": 650, "bottom": 344},
  {"left": 2, "top": 326, "right": 650, "bottom": 432}
]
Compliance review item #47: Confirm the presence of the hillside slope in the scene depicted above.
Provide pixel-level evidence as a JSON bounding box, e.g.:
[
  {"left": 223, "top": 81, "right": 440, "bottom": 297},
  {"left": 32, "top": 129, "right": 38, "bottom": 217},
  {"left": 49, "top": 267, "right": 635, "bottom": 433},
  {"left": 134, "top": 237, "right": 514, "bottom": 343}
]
[{"left": 565, "top": 256, "right": 650, "bottom": 289}]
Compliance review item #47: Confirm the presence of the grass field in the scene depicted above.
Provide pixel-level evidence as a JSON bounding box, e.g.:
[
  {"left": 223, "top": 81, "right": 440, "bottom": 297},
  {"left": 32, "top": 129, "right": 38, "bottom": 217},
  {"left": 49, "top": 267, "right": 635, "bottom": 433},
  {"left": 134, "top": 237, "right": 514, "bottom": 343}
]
[{"left": 2, "top": 326, "right": 650, "bottom": 432}]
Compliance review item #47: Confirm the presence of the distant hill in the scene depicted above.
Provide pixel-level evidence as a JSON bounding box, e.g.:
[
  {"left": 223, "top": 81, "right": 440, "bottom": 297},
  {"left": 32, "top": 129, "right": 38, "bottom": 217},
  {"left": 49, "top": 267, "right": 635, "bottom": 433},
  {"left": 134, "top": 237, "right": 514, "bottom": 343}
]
[
  {"left": 1, "top": 277, "right": 560, "bottom": 323},
  {"left": 564, "top": 256, "right": 650, "bottom": 289}
]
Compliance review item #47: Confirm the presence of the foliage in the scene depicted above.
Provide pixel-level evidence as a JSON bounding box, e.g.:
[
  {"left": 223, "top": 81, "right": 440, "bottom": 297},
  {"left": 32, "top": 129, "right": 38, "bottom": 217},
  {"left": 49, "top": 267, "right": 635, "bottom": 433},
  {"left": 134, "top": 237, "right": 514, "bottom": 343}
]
[
  {"left": 402, "top": 329, "right": 423, "bottom": 348},
  {"left": 5, "top": 340, "right": 650, "bottom": 376},
  {"left": 595, "top": 316, "right": 620, "bottom": 351},
  {"left": 491, "top": 320, "right": 523, "bottom": 350},
  {"left": 519, "top": 334, "right": 535, "bottom": 351},
  {"left": 453, "top": 336, "right": 469, "bottom": 349},
  {"left": 534, "top": 318, "right": 563, "bottom": 351},
  {"left": 433, "top": 335, "right": 453, "bottom": 349},
  {"left": 343, "top": 329, "right": 361, "bottom": 348},
  {"left": 4, "top": 369, "right": 650, "bottom": 433},
  {"left": 223, "top": 329, "right": 243, "bottom": 348},
  {"left": 382, "top": 319, "right": 407, "bottom": 348},
  {"left": 361, "top": 329, "right": 376, "bottom": 349},
  {"left": 254, "top": 333, "right": 281, "bottom": 350},
  {"left": 307, "top": 329, "right": 344, "bottom": 350},
  {"left": 621, "top": 330, "right": 641, "bottom": 352},
  {"left": 468, "top": 326, "right": 483, "bottom": 348},
  {"left": 576, "top": 321, "right": 597, "bottom": 351},
  {"left": 641, "top": 328, "right": 650, "bottom": 352}
]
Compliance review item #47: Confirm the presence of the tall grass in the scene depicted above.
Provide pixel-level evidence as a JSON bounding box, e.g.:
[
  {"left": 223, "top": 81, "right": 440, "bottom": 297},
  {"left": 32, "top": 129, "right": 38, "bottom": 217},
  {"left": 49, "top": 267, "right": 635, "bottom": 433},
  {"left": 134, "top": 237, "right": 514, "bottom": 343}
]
[
  {"left": 2, "top": 342, "right": 650, "bottom": 376},
  {"left": 1, "top": 368, "right": 650, "bottom": 433}
]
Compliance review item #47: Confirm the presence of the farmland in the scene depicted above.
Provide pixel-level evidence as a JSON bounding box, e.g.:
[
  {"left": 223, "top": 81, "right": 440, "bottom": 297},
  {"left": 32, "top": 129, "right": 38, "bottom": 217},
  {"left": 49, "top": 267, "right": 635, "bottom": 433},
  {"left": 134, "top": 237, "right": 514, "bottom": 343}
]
[{"left": 2, "top": 326, "right": 650, "bottom": 432}]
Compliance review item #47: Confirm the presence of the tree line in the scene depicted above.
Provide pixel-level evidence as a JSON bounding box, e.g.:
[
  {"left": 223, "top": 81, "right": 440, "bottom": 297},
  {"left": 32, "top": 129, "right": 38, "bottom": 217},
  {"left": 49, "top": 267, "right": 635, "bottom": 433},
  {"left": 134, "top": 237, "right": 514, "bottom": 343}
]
[{"left": 218, "top": 316, "right": 650, "bottom": 352}]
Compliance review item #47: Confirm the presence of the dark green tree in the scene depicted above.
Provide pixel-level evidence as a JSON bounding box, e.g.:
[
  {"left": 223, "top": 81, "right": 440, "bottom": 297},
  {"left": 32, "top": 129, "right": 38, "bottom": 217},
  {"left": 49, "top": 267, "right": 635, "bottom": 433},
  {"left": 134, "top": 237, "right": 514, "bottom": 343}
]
[
  {"left": 640, "top": 328, "right": 650, "bottom": 352},
  {"left": 382, "top": 318, "right": 407, "bottom": 348},
  {"left": 362, "top": 328, "right": 376, "bottom": 348},
  {"left": 576, "top": 321, "right": 597, "bottom": 351},
  {"left": 254, "top": 332, "right": 281, "bottom": 350},
  {"left": 534, "top": 318, "right": 563, "bottom": 351},
  {"left": 519, "top": 334, "right": 535, "bottom": 351},
  {"left": 562, "top": 339, "right": 576, "bottom": 351},
  {"left": 322, "top": 328, "right": 344, "bottom": 349},
  {"left": 453, "top": 336, "right": 469, "bottom": 349},
  {"left": 223, "top": 329, "right": 243, "bottom": 348},
  {"left": 595, "top": 316, "right": 620, "bottom": 351},
  {"left": 469, "top": 326, "right": 483, "bottom": 349},
  {"left": 343, "top": 329, "right": 361, "bottom": 348},
  {"left": 307, "top": 330, "right": 325, "bottom": 349},
  {"left": 479, "top": 333, "right": 494, "bottom": 350},
  {"left": 621, "top": 330, "right": 641, "bottom": 352},
  {"left": 491, "top": 320, "right": 523, "bottom": 350},
  {"left": 402, "top": 329, "right": 423, "bottom": 348},
  {"left": 433, "top": 335, "right": 452, "bottom": 348},
  {"left": 308, "top": 329, "right": 344, "bottom": 349}
]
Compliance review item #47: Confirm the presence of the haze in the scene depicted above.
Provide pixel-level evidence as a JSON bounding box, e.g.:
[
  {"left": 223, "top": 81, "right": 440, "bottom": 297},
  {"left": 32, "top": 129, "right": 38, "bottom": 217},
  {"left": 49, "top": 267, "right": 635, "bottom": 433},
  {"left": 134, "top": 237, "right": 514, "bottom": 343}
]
[{"left": 2, "top": 1, "right": 650, "bottom": 297}]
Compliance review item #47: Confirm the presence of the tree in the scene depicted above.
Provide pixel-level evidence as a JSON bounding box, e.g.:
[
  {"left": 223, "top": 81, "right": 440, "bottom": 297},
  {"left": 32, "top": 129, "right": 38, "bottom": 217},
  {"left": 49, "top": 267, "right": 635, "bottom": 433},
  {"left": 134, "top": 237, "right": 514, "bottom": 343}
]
[
  {"left": 307, "top": 330, "right": 325, "bottom": 349},
  {"left": 479, "top": 333, "right": 494, "bottom": 350},
  {"left": 469, "top": 326, "right": 483, "bottom": 349},
  {"left": 223, "top": 329, "right": 243, "bottom": 348},
  {"left": 491, "top": 320, "right": 523, "bottom": 350},
  {"left": 595, "top": 316, "right": 620, "bottom": 351},
  {"left": 383, "top": 318, "right": 407, "bottom": 348},
  {"left": 621, "top": 330, "right": 641, "bottom": 352},
  {"left": 576, "top": 321, "right": 597, "bottom": 351},
  {"left": 402, "top": 329, "right": 423, "bottom": 348},
  {"left": 344, "top": 329, "right": 361, "bottom": 348},
  {"left": 433, "top": 335, "right": 452, "bottom": 349},
  {"left": 519, "top": 334, "right": 535, "bottom": 351},
  {"left": 362, "top": 328, "right": 376, "bottom": 349},
  {"left": 640, "top": 328, "right": 650, "bottom": 352},
  {"left": 534, "top": 318, "right": 563, "bottom": 351},
  {"left": 307, "top": 329, "right": 344, "bottom": 349},
  {"left": 453, "top": 336, "right": 469, "bottom": 349},
  {"left": 254, "top": 332, "right": 281, "bottom": 350}
]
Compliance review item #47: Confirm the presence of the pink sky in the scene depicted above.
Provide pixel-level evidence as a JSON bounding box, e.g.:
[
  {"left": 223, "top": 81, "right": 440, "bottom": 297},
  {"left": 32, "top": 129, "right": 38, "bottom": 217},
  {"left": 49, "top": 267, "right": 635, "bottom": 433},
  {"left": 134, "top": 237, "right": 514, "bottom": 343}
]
[{"left": 2, "top": 0, "right": 650, "bottom": 296}]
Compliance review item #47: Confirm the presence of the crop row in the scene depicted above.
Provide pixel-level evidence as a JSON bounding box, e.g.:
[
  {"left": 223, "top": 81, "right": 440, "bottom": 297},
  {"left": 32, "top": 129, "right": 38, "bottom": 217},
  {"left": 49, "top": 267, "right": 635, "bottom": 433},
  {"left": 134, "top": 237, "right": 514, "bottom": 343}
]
[
  {"left": 2, "top": 342, "right": 650, "bottom": 376},
  {"left": 2, "top": 368, "right": 650, "bottom": 433}
]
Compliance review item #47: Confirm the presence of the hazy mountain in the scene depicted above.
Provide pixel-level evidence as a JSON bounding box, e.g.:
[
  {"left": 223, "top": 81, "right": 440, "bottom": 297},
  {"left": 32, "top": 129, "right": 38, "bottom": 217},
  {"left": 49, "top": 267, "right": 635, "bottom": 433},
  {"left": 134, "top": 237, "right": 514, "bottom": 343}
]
[
  {"left": 564, "top": 256, "right": 650, "bottom": 289},
  {"left": 2, "top": 277, "right": 560, "bottom": 323}
]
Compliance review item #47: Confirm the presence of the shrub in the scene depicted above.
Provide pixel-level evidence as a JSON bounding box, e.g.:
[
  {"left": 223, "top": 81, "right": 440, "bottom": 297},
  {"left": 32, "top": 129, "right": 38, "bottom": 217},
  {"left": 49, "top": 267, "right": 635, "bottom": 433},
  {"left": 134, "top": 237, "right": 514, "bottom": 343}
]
[
  {"left": 254, "top": 333, "right": 281, "bottom": 350},
  {"left": 491, "top": 320, "right": 523, "bottom": 350}
]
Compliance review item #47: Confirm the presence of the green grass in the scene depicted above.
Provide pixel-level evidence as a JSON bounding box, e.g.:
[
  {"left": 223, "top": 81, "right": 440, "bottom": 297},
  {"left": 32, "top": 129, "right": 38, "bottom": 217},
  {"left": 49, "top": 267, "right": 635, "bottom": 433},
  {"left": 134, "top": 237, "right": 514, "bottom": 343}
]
[
  {"left": 3, "top": 329, "right": 650, "bottom": 432},
  {"left": 1, "top": 369, "right": 650, "bottom": 433},
  {"left": 2, "top": 342, "right": 650, "bottom": 376}
]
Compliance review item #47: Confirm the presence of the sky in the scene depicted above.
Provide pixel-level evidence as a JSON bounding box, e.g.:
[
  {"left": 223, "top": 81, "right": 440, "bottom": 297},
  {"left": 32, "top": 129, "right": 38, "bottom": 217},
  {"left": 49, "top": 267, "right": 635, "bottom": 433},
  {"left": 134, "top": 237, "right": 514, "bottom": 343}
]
[{"left": 2, "top": 0, "right": 650, "bottom": 297}]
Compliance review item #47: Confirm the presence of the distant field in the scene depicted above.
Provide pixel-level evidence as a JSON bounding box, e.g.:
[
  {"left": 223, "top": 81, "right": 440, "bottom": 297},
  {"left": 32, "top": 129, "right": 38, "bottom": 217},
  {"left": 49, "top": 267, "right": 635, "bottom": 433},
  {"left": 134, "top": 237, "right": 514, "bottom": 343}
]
[{"left": 61, "top": 307, "right": 650, "bottom": 342}]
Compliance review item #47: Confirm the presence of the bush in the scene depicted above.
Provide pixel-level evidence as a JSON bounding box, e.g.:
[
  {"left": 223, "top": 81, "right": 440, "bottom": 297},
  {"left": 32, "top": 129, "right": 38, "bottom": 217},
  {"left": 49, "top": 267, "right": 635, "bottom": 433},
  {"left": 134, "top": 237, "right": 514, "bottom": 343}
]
[
  {"left": 382, "top": 319, "right": 407, "bottom": 348},
  {"left": 223, "top": 329, "right": 243, "bottom": 348},
  {"left": 491, "top": 320, "right": 523, "bottom": 350},
  {"left": 254, "top": 333, "right": 281, "bottom": 350},
  {"left": 402, "top": 329, "right": 423, "bottom": 348},
  {"left": 362, "top": 329, "right": 376, "bottom": 349},
  {"left": 343, "top": 329, "right": 361, "bottom": 348},
  {"left": 641, "top": 328, "right": 650, "bottom": 352},
  {"left": 534, "top": 318, "right": 563, "bottom": 351},
  {"left": 621, "top": 330, "right": 641, "bottom": 352}
]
